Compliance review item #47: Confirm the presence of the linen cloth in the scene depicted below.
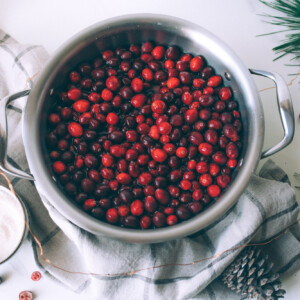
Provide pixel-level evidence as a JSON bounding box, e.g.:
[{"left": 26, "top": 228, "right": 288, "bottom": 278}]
[{"left": 1, "top": 29, "right": 300, "bottom": 300}]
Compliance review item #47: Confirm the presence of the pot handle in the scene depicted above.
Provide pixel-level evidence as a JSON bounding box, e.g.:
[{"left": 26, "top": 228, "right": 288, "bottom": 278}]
[
  {"left": 0, "top": 89, "right": 34, "bottom": 180},
  {"left": 249, "top": 69, "right": 295, "bottom": 158}
]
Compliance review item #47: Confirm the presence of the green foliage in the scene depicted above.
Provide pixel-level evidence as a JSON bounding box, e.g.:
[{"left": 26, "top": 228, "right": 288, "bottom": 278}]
[{"left": 259, "top": 0, "right": 300, "bottom": 64}]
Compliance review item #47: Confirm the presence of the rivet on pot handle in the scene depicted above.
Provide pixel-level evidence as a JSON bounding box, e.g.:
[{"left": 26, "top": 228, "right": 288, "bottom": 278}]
[
  {"left": 0, "top": 89, "right": 34, "bottom": 180},
  {"left": 250, "top": 69, "right": 295, "bottom": 158}
]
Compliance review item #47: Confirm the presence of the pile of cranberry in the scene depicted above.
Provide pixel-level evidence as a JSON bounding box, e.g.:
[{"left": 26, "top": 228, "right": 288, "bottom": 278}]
[{"left": 46, "top": 42, "right": 242, "bottom": 229}]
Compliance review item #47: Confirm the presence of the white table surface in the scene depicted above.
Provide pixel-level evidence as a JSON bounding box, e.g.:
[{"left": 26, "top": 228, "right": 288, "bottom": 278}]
[{"left": 0, "top": 0, "right": 299, "bottom": 299}]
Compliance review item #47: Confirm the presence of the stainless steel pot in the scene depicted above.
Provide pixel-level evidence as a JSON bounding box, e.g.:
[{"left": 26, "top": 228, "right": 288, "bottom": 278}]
[{"left": 0, "top": 14, "right": 294, "bottom": 243}]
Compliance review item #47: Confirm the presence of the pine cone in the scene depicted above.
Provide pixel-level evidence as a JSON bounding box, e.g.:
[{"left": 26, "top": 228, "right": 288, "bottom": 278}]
[{"left": 222, "top": 246, "right": 286, "bottom": 300}]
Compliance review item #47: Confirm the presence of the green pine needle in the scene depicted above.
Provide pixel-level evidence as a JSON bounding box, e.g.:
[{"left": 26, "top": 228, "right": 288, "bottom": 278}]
[{"left": 259, "top": 0, "right": 300, "bottom": 64}]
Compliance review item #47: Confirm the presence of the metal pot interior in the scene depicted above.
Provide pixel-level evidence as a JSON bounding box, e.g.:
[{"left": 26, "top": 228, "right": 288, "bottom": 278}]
[{"left": 26, "top": 15, "right": 263, "bottom": 243}]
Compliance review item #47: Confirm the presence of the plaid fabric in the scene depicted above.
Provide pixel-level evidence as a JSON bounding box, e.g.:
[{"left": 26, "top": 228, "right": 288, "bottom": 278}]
[{"left": 1, "top": 29, "right": 300, "bottom": 300}]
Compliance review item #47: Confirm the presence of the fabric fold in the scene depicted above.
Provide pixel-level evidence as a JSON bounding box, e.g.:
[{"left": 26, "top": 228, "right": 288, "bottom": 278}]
[{"left": 1, "top": 30, "right": 299, "bottom": 300}]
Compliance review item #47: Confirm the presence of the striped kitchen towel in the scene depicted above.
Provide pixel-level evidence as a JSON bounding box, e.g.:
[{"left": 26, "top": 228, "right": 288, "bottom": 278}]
[{"left": 1, "top": 29, "right": 300, "bottom": 300}]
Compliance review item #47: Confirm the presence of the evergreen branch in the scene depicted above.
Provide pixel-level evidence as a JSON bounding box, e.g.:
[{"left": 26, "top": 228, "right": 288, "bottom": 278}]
[{"left": 259, "top": 0, "right": 300, "bottom": 66}]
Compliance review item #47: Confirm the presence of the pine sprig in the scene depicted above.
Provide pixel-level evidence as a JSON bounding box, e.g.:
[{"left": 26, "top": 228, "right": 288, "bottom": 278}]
[{"left": 259, "top": 0, "right": 300, "bottom": 64}]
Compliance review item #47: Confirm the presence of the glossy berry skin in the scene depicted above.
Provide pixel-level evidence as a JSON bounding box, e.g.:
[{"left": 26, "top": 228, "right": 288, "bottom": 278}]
[
  {"left": 106, "top": 112, "right": 119, "bottom": 125},
  {"left": 131, "top": 200, "right": 144, "bottom": 216},
  {"left": 106, "top": 76, "right": 121, "bottom": 91},
  {"left": 53, "top": 161, "right": 66, "bottom": 174},
  {"left": 106, "top": 208, "right": 119, "bottom": 224},
  {"left": 153, "top": 211, "right": 166, "bottom": 227},
  {"left": 207, "top": 75, "right": 222, "bottom": 87},
  {"left": 167, "top": 215, "right": 178, "bottom": 226},
  {"left": 151, "top": 148, "right": 168, "bottom": 163},
  {"left": 46, "top": 41, "right": 243, "bottom": 230},
  {"left": 190, "top": 56, "right": 204, "bottom": 72},
  {"left": 68, "top": 122, "right": 83, "bottom": 137},
  {"left": 199, "top": 174, "right": 213, "bottom": 187},
  {"left": 68, "top": 88, "right": 82, "bottom": 100},
  {"left": 219, "top": 87, "right": 232, "bottom": 100},
  {"left": 207, "top": 185, "right": 221, "bottom": 198},
  {"left": 151, "top": 100, "right": 166, "bottom": 114},
  {"left": 116, "top": 173, "right": 132, "bottom": 185},
  {"left": 198, "top": 143, "right": 213, "bottom": 156}
]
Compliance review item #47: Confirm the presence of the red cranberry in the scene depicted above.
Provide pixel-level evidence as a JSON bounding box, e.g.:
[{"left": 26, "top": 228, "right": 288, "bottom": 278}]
[
  {"left": 166, "top": 215, "right": 178, "bottom": 226},
  {"left": 209, "top": 163, "right": 220, "bottom": 177},
  {"left": 67, "top": 88, "right": 82, "bottom": 101},
  {"left": 199, "top": 174, "right": 213, "bottom": 187},
  {"left": 189, "top": 131, "right": 203, "bottom": 146},
  {"left": 176, "top": 205, "right": 191, "bottom": 220},
  {"left": 138, "top": 172, "right": 152, "bottom": 185},
  {"left": 155, "top": 189, "right": 170, "bottom": 205},
  {"left": 163, "top": 143, "right": 176, "bottom": 155},
  {"left": 198, "top": 143, "right": 213, "bottom": 156},
  {"left": 106, "top": 208, "right": 119, "bottom": 224},
  {"left": 101, "top": 168, "right": 114, "bottom": 180},
  {"left": 151, "top": 148, "right": 168, "bottom": 163},
  {"left": 67, "top": 122, "right": 82, "bottom": 137},
  {"left": 188, "top": 202, "right": 203, "bottom": 214},
  {"left": 151, "top": 99, "right": 167, "bottom": 114},
  {"left": 165, "top": 46, "right": 181, "bottom": 60},
  {"left": 131, "top": 94, "right": 147, "bottom": 108},
  {"left": 81, "top": 178, "right": 95, "bottom": 193},
  {"left": 199, "top": 95, "right": 214, "bottom": 107},
  {"left": 84, "top": 154, "right": 98, "bottom": 168},
  {"left": 227, "top": 159, "right": 237, "bottom": 168},
  {"left": 106, "top": 112, "right": 119, "bottom": 125},
  {"left": 190, "top": 56, "right": 204, "bottom": 72},
  {"left": 180, "top": 180, "right": 192, "bottom": 191},
  {"left": 223, "top": 124, "right": 239, "bottom": 141},
  {"left": 176, "top": 147, "right": 188, "bottom": 158},
  {"left": 217, "top": 174, "right": 230, "bottom": 188},
  {"left": 153, "top": 211, "right": 166, "bottom": 227},
  {"left": 157, "top": 122, "right": 172, "bottom": 135},
  {"left": 212, "top": 151, "right": 227, "bottom": 165},
  {"left": 140, "top": 215, "right": 152, "bottom": 229},
  {"left": 110, "top": 145, "right": 126, "bottom": 157},
  {"left": 118, "top": 205, "right": 130, "bottom": 217},
  {"left": 207, "top": 185, "right": 221, "bottom": 198},
  {"left": 19, "top": 291, "right": 33, "bottom": 300},
  {"left": 169, "top": 170, "right": 182, "bottom": 182},
  {"left": 91, "top": 207, "right": 105, "bottom": 219},
  {"left": 184, "top": 109, "right": 198, "bottom": 124},
  {"left": 167, "top": 77, "right": 180, "bottom": 89},
  {"left": 31, "top": 271, "right": 41, "bottom": 281},
  {"left": 208, "top": 119, "right": 222, "bottom": 130},
  {"left": 116, "top": 173, "right": 131, "bottom": 185},
  {"left": 226, "top": 142, "right": 238, "bottom": 159},
  {"left": 192, "top": 189, "right": 203, "bottom": 201},
  {"left": 106, "top": 76, "right": 121, "bottom": 91},
  {"left": 152, "top": 46, "right": 165, "bottom": 59},
  {"left": 201, "top": 66, "right": 214, "bottom": 79},
  {"left": 53, "top": 161, "right": 66, "bottom": 174},
  {"left": 60, "top": 108, "right": 72, "bottom": 120},
  {"left": 83, "top": 199, "right": 96, "bottom": 211},
  {"left": 131, "top": 200, "right": 144, "bottom": 216},
  {"left": 144, "top": 196, "right": 157, "bottom": 213},
  {"left": 208, "top": 75, "right": 222, "bottom": 87},
  {"left": 204, "top": 129, "right": 218, "bottom": 145}
]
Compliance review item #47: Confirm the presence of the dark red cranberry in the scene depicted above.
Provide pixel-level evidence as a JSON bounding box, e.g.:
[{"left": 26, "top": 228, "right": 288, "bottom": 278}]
[
  {"left": 153, "top": 211, "right": 166, "bottom": 227},
  {"left": 166, "top": 46, "right": 181, "bottom": 60},
  {"left": 188, "top": 202, "right": 203, "bottom": 214},
  {"left": 91, "top": 207, "right": 105, "bottom": 219},
  {"left": 124, "top": 215, "right": 139, "bottom": 228},
  {"left": 19, "top": 291, "right": 33, "bottom": 300},
  {"left": 176, "top": 205, "right": 191, "bottom": 220}
]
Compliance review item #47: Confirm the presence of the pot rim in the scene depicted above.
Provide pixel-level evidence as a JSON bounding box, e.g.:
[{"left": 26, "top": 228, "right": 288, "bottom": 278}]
[{"left": 23, "top": 14, "right": 263, "bottom": 243}]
